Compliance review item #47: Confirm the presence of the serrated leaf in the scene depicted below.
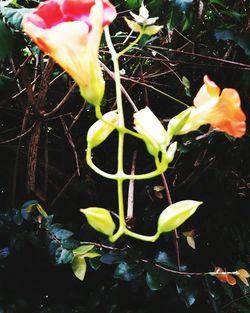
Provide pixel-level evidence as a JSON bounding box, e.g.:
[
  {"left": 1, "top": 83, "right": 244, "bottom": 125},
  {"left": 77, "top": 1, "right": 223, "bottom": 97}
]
[
  {"left": 0, "top": 20, "right": 13, "bottom": 60},
  {"left": 72, "top": 255, "right": 87, "bottom": 281},
  {"left": 73, "top": 245, "right": 95, "bottom": 256}
]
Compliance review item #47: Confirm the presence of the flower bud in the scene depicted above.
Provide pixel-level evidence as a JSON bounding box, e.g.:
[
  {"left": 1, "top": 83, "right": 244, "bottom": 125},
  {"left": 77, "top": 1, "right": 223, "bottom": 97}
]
[
  {"left": 157, "top": 200, "right": 202, "bottom": 234},
  {"left": 133, "top": 107, "right": 169, "bottom": 156},
  {"left": 167, "top": 107, "right": 193, "bottom": 136},
  {"left": 166, "top": 142, "right": 177, "bottom": 164},
  {"left": 80, "top": 207, "right": 116, "bottom": 236},
  {"left": 87, "top": 111, "right": 118, "bottom": 148}
]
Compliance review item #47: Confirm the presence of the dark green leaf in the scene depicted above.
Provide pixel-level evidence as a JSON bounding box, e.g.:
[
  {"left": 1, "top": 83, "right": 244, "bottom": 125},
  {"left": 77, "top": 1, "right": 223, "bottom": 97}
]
[
  {"left": 61, "top": 238, "right": 79, "bottom": 250},
  {"left": 175, "top": 276, "right": 199, "bottom": 308},
  {"left": 173, "top": 0, "right": 193, "bottom": 12},
  {"left": 100, "top": 251, "right": 127, "bottom": 264},
  {"left": 55, "top": 247, "right": 74, "bottom": 265},
  {"left": 146, "top": 262, "right": 170, "bottom": 290},
  {"left": 89, "top": 256, "right": 102, "bottom": 271},
  {"left": 214, "top": 30, "right": 250, "bottom": 56},
  {"left": 155, "top": 251, "right": 177, "bottom": 269},
  {"left": 54, "top": 229, "right": 74, "bottom": 240},
  {"left": 49, "top": 240, "right": 60, "bottom": 257},
  {"left": 126, "top": 0, "right": 141, "bottom": 9},
  {"left": 114, "top": 262, "right": 144, "bottom": 282},
  {"left": 0, "top": 20, "right": 13, "bottom": 60},
  {"left": 0, "top": 7, "right": 31, "bottom": 31}
]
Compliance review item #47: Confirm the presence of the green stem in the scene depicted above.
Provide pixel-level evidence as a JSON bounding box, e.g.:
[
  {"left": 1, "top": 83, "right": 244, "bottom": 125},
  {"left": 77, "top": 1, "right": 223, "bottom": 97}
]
[
  {"left": 124, "top": 228, "right": 160, "bottom": 242},
  {"left": 105, "top": 26, "right": 126, "bottom": 241},
  {"left": 117, "top": 31, "right": 144, "bottom": 59}
]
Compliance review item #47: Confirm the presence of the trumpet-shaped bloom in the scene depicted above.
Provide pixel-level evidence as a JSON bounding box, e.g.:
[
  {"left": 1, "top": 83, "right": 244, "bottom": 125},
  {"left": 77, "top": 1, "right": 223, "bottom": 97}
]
[
  {"left": 23, "top": 0, "right": 116, "bottom": 105},
  {"left": 171, "top": 76, "right": 246, "bottom": 138}
]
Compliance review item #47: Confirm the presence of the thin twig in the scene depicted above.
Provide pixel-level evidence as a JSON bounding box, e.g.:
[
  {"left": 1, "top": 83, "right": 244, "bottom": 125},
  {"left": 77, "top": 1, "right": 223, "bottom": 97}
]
[
  {"left": 43, "top": 83, "right": 76, "bottom": 118},
  {"left": 0, "top": 122, "right": 35, "bottom": 145},
  {"left": 126, "top": 150, "right": 137, "bottom": 221},
  {"left": 101, "top": 61, "right": 139, "bottom": 112},
  {"left": 50, "top": 170, "right": 78, "bottom": 208},
  {"left": 161, "top": 173, "right": 181, "bottom": 271},
  {"left": 60, "top": 117, "right": 80, "bottom": 176}
]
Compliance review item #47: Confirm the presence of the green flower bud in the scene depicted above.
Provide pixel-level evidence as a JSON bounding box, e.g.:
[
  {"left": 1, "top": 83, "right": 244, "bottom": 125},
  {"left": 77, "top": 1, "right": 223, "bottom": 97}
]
[
  {"left": 80, "top": 207, "right": 116, "bottom": 236},
  {"left": 87, "top": 111, "right": 118, "bottom": 148},
  {"left": 166, "top": 141, "right": 177, "bottom": 164},
  {"left": 157, "top": 200, "right": 202, "bottom": 233},
  {"left": 167, "top": 108, "right": 193, "bottom": 136},
  {"left": 133, "top": 107, "right": 170, "bottom": 157}
]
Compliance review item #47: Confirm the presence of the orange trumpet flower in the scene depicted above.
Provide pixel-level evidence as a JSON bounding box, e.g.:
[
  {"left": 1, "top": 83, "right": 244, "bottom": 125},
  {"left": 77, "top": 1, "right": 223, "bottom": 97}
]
[
  {"left": 170, "top": 75, "right": 246, "bottom": 138},
  {"left": 23, "top": 0, "right": 116, "bottom": 106}
]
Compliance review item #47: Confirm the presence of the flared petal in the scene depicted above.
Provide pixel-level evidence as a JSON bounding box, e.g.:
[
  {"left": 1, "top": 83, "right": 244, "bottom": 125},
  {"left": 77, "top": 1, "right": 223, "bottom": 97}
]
[
  {"left": 208, "top": 88, "right": 246, "bottom": 138},
  {"left": 193, "top": 75, "right": 220, "bottom": 108},
  {"left": 22, "top": 0, "right": 117, "bottom": 105}
]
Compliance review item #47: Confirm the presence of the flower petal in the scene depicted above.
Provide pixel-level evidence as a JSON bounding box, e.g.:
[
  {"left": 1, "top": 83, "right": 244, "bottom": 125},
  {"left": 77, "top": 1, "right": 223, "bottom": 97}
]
[
  {"left": 209, "top": 88, "right": 246, "bottom": 138},
  {"left": 193, "top": 75, "right": 220, "bottom": 108}
]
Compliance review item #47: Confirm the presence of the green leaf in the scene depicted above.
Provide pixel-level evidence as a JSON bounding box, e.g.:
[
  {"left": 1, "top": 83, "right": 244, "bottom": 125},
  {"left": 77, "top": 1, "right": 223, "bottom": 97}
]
[
  {"left": 100, "top": 251, "right": 127, "bottom": 264},
  {"left": 146, "top": 262, "right": 170, "bottom": 290},
  {"left": 155, "top": 251, "right": 177, "bottom": 269},
  {"left": 55, "top": 248, "right": 74, "bottom": 265},
  {"left": 89, "top": 257, "right": 102, "bottom": 271},
  {"left": 114, "top": 262, "right": 144, "bottom": 282},
  {"left": 72, "top": 255, "right": 87, "bottom": 281},
  {"left": 0, "top": 20, "right": 13, "bottom": 60},
  {"left": 73, "top": 244, "right": 95, "bottom": 256},
  {"left": 175, "top": 276, "right": 198, "bottom": 307},
  {"left": 173, "top": 0, "right": 193, "bottom": 12},
  {"left": 49, "top": 223, "right": 63, "bottom": 236},
  {"left": 182, "top": 76, "right": 191, "bottom": 97},
  {"left": 214, "top": 30, "right": 250, "bottom": 56},
  {"left": 61, "top": 238, "right": 79, "bottom": 250},
  {"left": 144, "top": 25, "right": 163, "bottom": 36},
  {"left": 124, "top": 17, "right": 142, "bottom": 33},
  {"left": 126, "top": 0, "right": 142, "bottom": 9},
  {"left": 0, "top": 7, "right": 31, "bottom": 31},
  {"left": 54, "top": 229, "right": 74, "bottom": 240}
]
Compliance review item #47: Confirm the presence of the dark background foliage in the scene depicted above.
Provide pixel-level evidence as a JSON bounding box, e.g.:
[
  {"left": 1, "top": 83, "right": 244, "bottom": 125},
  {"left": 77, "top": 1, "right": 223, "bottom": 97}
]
[{"left": 0, "top": 0, "right": 250, "bottom": 312}]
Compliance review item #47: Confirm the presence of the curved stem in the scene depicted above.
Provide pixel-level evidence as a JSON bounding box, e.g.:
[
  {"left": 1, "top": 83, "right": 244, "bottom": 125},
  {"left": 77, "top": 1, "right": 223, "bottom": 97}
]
[
  {"left": 117, "top": 31, "right": 144, "bottom": 59},
  {"left": 124, "top": 228, "right": 160, "bottom": 242}
]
